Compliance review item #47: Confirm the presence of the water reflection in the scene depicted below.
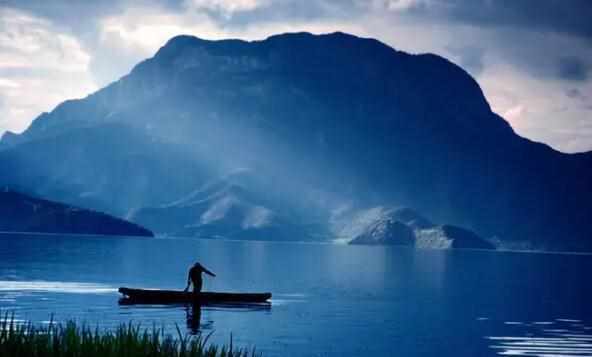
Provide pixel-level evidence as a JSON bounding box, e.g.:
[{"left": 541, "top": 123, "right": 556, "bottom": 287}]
[
  {"left": 119, "top": 299, "right": 271, "bottom": 335},
  {"left": 487, "top": 319, "right": 592, "bottom": 356},
  {"left": 186, "top": 302, "right": 271, "bottom": 334},
  {"left": 186, "top": 304, "right": 202, "bottom": 334},
  {"left": 0, "top": 280, "right": 115, "bottom": 294},
  {"left": 3, "top": 234, "right": 592, "bottom": 356}
]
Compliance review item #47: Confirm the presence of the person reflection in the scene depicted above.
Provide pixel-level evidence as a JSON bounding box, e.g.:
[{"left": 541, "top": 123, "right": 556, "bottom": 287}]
[{"left": 185, "top": 303, "right": 202, "bottom": 335}]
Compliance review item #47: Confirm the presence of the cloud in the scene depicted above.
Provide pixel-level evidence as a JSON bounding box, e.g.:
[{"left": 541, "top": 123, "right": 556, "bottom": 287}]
[
  {"left": 96, "top": 4, "right": 365, "bottom": 57},
  {"left": 433, "top": 0, "right": 592, "bottom": 41},
  {"left": 365, "top": 0, "right": 429, "bottom": 12},
  {"left": 496, "top": 31, "right": 592, "bottom": 82},
  {"left": 99, "top": 8, "right": 210, "bottom": 54},
  {"left": 557, "top": 56, "right": 589, "bottom": 81},
  {"left": 502, "top": 105, "right": 526, "bottom": 124},
  {"left": 186, "top": 0, "right": 268, "bottom": 15},
  {"left": 0, "top": 8, "right": 91, "bottom": 71},
  {"left": 0, "top": 7, "right": 96, "bottom": 134},
  {"left": 445, "top": 45, "right": 486, "bottom": 76},
  {"left": 566, "top": 88, "right": 588, "bottom": 101},
  {"left": 479, "top": 61, "right": 592, "bottom": 153},
  {"left": 0, "top": 78, "right": 20, "bottom": 89}
]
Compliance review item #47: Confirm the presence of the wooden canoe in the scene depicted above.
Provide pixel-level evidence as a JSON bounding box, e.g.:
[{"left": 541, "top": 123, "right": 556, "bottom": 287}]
[{"left": 118, "top": 287, "right": 272, "bottom": 304}]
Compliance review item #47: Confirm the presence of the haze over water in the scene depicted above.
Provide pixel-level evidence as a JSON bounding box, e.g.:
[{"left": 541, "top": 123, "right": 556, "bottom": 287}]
[{"left": 1, "top": 233, "right": 591, "bottom": 356}]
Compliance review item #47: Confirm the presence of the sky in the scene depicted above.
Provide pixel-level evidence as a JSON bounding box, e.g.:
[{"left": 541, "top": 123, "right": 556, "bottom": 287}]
[{"left": 0, "top": 0, "right": 590, "bottom": 153}]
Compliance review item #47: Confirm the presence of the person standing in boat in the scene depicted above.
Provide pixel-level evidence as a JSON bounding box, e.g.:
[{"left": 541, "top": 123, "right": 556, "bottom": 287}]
[{"left": 184, "top": 262, "right": 216, "bottom": 293}]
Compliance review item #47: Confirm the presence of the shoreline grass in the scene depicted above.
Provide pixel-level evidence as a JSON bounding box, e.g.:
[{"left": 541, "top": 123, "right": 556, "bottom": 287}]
[{"left": 0, "top": 313, "right": 257, "bottom": 357}]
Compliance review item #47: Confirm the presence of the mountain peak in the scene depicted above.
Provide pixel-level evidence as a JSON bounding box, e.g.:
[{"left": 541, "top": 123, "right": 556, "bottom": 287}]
[
  {"left": 160, "top": 34, "right": 210, "bottom": 50},
  {"left": 152, "top": 34, "right": 210, "bottom": 62},
  {"left": 264, "top": 31, "right": 383, "bottom": 43},
  {"left": 159, "top": 31, "right": 369, "bottom": 49},
  {"left": 152, "top": 31, "right": 399, "bottom": 63},
  {"left": 1, "top": 130, "right": 18, "bottom": 142},
  {"left": 0, "top": 130, "right": 23, "bottom": 148}
]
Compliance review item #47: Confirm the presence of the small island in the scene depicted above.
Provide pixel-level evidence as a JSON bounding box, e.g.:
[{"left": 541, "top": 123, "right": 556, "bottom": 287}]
[{"left": 349, "top": 207, "right": 495, "bottom": 250}]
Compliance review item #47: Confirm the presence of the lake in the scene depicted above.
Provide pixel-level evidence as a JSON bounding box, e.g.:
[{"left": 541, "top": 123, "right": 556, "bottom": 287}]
[{"left": 1, "top": 233, "right": 591, "bottom": 356}]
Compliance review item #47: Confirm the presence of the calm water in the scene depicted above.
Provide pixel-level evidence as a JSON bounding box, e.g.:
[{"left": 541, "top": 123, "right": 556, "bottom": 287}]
[{"left": 1, "top": 233, "right": 592, "bottom": 356}]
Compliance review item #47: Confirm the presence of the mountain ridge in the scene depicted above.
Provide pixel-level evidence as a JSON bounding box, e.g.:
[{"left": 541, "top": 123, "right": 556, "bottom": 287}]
[
  {"left": 0, "top": 188, "right": 153, "bottom": 237},
  {"left": 1, "top": 31, "right": 590, "bottom": 250},
  {"left": 3, "top": 32, "right": 589, "bottom": 155}
]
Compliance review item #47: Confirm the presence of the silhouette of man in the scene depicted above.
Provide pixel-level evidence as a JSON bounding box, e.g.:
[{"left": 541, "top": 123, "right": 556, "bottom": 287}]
[{"left": 184, "top": 262, "right": 216, "bottom": 293}]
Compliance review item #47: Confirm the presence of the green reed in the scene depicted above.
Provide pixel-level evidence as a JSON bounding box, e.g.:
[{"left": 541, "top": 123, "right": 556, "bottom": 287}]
[{"left": 0, "top": 312, "right": 257, "bottom": 357}]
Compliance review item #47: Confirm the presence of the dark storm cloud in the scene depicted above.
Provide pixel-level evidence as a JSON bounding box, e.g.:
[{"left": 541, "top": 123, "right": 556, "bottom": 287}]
[
  {"left": 0, "top": 0, "right": 125, "bottom": 28},
  {"left": 4, "top": 0, "right": 592, "bottom": 36},
  {"left": 0, "top": 0, "right": 183, "bottom": 17},
  {"left": 5, "top": 0, "right": 591, "bottom": 42},
  {"left": 565, "top": 88, "right": 592, "bottom": 112},
  {"left": 566, "top": 88, "right": 588, "bottom": 100},
  {"left": 473, "top": 28, "right": 592, "bottom": 83},
  {"left": 0, "top": 0, "right": 351, "bottom": 29},
  {"left": 437, "top": 0, "right": 592, "bottom": 41},
  {"left": 557, "top": 56, "right": 590, "bottom": 81},
  {"left": 361, "top": 0, "right": 592, "bottom": 84}
]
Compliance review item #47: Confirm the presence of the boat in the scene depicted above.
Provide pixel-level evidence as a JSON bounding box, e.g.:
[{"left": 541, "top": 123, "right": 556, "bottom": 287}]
[{"left": 118, "top": 287, "right": 272, "bottom": 304}]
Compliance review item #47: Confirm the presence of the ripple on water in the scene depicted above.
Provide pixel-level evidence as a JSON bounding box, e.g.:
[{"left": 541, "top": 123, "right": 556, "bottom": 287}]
[
  {"left": 269, "top": 293, "right": 307, "bottom": 306},
  {"left": 0, "top": 281, "right": 116, "bottom": 294},
  {"left": 487, "top": 320, "right": 592, "bottom": 356}
]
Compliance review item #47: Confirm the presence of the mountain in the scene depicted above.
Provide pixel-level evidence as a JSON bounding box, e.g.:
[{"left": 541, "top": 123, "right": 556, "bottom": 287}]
[
  {"left": 0, "top": 32, "right": 590, "bottom": 250},
  {"left": 349, "top": 219, "right": 416, "bottom": 246},
  {"left": 0, "top": 131, "right": 21, "bottom": 147},
  {"left": 347, "top": 207, "right": 494, "bottom": 249},
  {"left": 0, "top": 123, "right": 210, "bottom": 218},
  {"left": 132, "top": 169, "right": 323, "bottom": 240},
  {"left": 415, "top": 225, "right": 495, "bottom": 250},
  {"left": 0, "top": 188, "right": 153, "bottom": 237}
]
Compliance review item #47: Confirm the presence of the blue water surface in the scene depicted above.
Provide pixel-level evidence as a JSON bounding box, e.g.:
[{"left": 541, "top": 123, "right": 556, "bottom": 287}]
[{"left": 1, "top": 233, "right": 591, "bottom": 356}]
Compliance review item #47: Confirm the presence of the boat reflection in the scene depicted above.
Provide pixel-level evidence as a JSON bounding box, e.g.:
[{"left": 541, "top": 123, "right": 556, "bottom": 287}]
[
  {"left": 119, "top": 299, "right": 271, "bottom": 335},
  {"left": 185, "top": 302, "right": 272, "bottom": 334}
]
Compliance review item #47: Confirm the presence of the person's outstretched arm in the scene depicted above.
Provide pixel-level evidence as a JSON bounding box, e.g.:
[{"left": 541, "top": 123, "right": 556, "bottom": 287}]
[{"left": 203, "top": 267, "right": 216, "bottom": 277}]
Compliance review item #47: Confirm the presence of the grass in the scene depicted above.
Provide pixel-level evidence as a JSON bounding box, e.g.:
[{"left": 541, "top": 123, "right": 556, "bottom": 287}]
[{"left": 0, "top": 313, "right": 257, "bottom": 357}]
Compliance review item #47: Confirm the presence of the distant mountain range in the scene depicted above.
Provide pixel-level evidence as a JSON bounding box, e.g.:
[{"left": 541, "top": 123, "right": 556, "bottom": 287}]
[
  {"left": 131, "top": 169, "right": 323, "bottom": 241},
  {"left": 0, "top": 32, "right": 590, "bottom": 251},
  {"left": 0, "top": 188, "right": 152, "bottom": 237}
]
